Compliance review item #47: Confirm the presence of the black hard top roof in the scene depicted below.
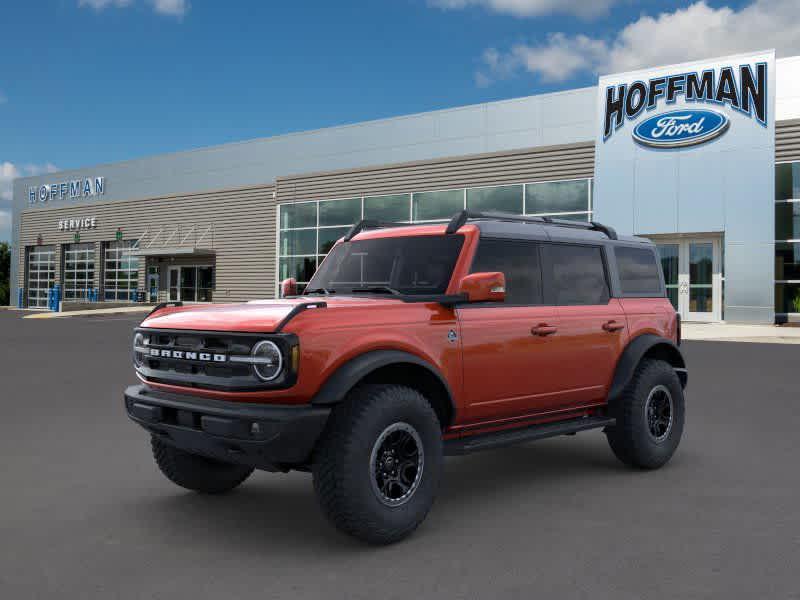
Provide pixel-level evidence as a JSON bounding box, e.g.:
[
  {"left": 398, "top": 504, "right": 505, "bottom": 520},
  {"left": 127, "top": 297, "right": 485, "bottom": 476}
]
[{"left": 345, "top": 210, "right": 653, "bottom": 247}]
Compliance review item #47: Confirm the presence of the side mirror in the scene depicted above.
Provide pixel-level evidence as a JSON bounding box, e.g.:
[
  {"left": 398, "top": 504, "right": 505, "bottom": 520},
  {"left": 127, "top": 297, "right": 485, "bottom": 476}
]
[
  {"left": 457, "top": 272, "right": 506, "bottom": 303},
  {"left": 280, "top": 277, "right": 298, "bottom": 298}
]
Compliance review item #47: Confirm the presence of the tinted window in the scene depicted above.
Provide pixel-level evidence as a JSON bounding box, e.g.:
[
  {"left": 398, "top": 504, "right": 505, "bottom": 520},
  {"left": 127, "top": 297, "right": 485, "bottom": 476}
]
[
  {"left": 470, "top": 239, "right": 542, "bottom": 305},
  {"left": 545, "top": 244, "right": 609, "bottom": 305},
  {"left": 306, "top": 235, "right": 464, "bottom": 295},
  {"left": 616, "top": 247, "right": 663, "bottom": 295}
]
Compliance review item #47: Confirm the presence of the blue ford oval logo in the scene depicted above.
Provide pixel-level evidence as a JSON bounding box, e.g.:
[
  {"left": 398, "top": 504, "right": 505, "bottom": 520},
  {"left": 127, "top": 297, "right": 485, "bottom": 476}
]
[{"left": 632, "top": 109, "right": 730, "bottom": 149}]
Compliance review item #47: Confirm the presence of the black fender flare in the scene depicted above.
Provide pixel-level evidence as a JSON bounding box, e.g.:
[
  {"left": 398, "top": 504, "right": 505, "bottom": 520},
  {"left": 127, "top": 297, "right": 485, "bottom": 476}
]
[
  {"left": 608, "top": 334, "right": 687, "bottom": 402},
  {"left": 310, "top": 349, "right": 457, "bottom": 422}
]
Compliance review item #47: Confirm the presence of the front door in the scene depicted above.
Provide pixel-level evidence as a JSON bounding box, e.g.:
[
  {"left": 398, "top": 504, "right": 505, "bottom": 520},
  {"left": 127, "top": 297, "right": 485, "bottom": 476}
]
[
  {"left": 654, "top": 237, "right": 722, "bottom": 322},
  {"left": 458, "top": 238, "right": 565, "bottom": 424}
]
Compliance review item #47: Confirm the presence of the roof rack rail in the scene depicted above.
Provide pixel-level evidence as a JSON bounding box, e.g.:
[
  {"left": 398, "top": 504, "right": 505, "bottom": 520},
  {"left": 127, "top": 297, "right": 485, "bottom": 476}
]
[
  {"left": 445, "top": 210, "right": 618, "bottom": 240},
  {"left": 343, "top": 219, "right": 417, "bottom": 242}
]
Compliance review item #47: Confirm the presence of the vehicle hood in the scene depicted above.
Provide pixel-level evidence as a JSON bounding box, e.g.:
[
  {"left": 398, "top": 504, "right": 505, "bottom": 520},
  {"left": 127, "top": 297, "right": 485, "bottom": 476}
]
[{"left": 140, "top": 296, "right": 404, "bottom": 333}]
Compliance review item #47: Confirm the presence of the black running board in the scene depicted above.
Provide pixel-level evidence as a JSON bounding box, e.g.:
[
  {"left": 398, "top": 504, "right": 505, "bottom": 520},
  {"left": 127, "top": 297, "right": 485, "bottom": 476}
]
[{"left": 444, "top": 416, "right": 616, "bottom": 456}]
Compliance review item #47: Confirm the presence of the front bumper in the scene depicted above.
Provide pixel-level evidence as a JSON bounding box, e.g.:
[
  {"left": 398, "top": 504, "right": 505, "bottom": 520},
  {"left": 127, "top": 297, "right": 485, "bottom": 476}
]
[{"left": 124, "top": 384, "right": 330, "bottom": 471}]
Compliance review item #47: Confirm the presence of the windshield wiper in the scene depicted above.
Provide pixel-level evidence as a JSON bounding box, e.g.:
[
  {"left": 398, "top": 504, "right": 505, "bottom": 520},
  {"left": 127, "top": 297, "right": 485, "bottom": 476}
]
[
  {"left": 350, "top": 286, "right": 401, "bottom": 295},
  {"left": 305, "top": 287, "right": 335, "bottom": 295}
]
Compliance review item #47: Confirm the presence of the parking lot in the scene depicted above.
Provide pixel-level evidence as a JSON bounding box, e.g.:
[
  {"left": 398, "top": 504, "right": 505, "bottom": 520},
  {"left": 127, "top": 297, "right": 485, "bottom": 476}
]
[{"left": 1, "top": 309, "right": 798, "bottom": 599}]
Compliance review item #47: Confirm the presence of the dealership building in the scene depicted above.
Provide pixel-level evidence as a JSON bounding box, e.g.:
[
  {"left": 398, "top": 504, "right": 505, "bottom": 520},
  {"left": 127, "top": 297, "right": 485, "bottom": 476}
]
[{"left": 9, "top": 49, "right": 800, "bottom": 323}]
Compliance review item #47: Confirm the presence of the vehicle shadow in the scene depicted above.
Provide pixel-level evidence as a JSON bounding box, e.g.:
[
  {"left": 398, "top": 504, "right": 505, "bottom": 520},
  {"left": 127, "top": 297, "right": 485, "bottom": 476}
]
[{"left": 123, "top": 435, "right": 645, "bottom": 553}]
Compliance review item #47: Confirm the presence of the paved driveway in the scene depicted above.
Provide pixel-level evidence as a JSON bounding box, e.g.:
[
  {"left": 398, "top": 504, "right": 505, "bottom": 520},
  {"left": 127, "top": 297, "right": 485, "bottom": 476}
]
[{"left": 0, "top": 310, "right": 798, "bottom": 599}]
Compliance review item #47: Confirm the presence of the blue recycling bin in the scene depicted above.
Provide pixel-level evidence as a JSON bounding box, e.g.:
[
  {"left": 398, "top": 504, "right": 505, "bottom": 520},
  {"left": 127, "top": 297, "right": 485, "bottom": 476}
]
[{"left": 48, "top": 285, "right": 61, "bottom": 312}]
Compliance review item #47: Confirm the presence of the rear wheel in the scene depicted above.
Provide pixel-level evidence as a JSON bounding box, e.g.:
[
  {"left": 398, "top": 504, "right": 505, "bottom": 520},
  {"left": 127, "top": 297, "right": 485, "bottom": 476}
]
[
  {"left": 605, "top": 359, "right": 685, "bottom": 469},
  {"left": 312, "top": 384, "right": 443, "bottom": 545},
  {"left": 151, "top": 436, "right": 254, "bottom": 494}
]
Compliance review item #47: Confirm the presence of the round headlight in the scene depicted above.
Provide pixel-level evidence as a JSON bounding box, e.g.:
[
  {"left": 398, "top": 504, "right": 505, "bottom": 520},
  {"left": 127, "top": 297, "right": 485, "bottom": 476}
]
[
  {"left": 251, "top": 340, "right": 283, "bottom": 381},
  {"left": 133, "top": 332, "right": 145, "bottom": 368}
]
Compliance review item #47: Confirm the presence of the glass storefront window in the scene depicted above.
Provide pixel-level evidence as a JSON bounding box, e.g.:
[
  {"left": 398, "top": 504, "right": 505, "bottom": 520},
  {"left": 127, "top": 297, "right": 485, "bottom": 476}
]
[
  {"left": 63, "top": 242, "right": 95, "bottom": 301},
  {"left": 775, "top": 282, "right": 800, "bottom": 313},
  {"left": 775, "top": 242, "right": 800, "bottom": 281},
  {"left": 776, "top": 162, "right": 800, "bottom": 314},
  {"left": 364, "top": 194, "right": 410, "bottom": 222},
  {"left": 526, "top": 179, "right": 589, "bottom": 215},
  {"left": 466, "top": 184, "right": 523, "bottom": 214},
  {"left": 319, "top": 197, "right": 361, "bottom": 226},
  {"left": 277, "top": 178, "right": 592, "bottom": 293},
  {"left": 104, "top": 241, "right": 139, "bottom": 301},
  {"left": 279, "top": 256, "right": 317, "bottom": 283},
  {"left": 318, "top": 226, "right": 352, "bottom": 254},
  {"left": 412, "top": 189, "right": 463, "bottom": 221},
  {"left": 279, "top": 229, "right": 317, "bottom": 256},
  {"left": 775, "top": 201, "right": 800, "bottom": 240},
  {"left": 776, "top": 163, "right": 800, "bottom": 201},
  {"left": 280, "top": 202, "right": 316, "bottom": 229}
]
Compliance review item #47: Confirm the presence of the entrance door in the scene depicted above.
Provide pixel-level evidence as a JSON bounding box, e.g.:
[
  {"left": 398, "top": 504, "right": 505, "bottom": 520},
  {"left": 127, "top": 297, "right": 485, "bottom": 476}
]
[
  {"left": 654, "top": 237, "right": 722, "bottom": 322},
  {"left": 168, "top": 267, "right": 180, "bottom": 301},
  {"left": 168, "top": 265, "right": 214, "bottom": 303},
  {"left": 147, "top": 266, "right": 160, "bottom": 303}
]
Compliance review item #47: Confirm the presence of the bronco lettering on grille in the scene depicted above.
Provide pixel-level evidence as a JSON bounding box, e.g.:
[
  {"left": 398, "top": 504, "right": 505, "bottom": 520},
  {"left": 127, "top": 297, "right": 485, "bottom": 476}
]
[{"left": 149, "top": 348, "right": 227, "bottom": 362}]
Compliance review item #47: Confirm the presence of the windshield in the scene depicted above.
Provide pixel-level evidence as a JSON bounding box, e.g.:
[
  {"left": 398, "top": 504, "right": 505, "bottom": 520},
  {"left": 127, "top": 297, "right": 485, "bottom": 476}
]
[{"left": 305, "top": 234, "right": 465, "bottom": 296}]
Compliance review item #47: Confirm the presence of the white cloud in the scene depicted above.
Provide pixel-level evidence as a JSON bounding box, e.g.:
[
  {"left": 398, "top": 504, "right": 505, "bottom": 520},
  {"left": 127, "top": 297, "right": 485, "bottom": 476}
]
[
  {"left": 0, "top": 162, "right": 59, "bottom": 243},
  {"left": 477, "top": 0, "right": 800, "bottom": 84},
  {"left": 429, "top": 0, "right": 617, "bottom": 19},
  {"left": 77, "top": 0, "right": 189, "bottom": 18},
  {"left": 150, "top": 0, "right": 189, "bottom": 17}
]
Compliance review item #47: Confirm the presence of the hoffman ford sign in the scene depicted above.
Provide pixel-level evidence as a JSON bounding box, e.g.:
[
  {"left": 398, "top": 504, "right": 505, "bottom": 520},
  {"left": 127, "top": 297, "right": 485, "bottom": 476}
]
[
  {"left": 28, "top": 176, "right": 105, "bottom": 204},
  {"left": 602, "top": 60, "right": 767, "bottom": 148}
]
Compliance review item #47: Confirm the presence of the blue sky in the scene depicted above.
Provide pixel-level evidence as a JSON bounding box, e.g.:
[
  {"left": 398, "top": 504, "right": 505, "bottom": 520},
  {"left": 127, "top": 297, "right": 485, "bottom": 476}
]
[{"left": 1, "top": 0, "right": 797, "bottom": 242}]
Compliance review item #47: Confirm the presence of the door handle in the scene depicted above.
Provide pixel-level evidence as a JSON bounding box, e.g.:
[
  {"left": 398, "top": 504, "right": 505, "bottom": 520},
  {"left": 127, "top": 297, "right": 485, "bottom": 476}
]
[
  {"left": 602, "top": 320, "right": 625, "bottom": 332},
  {"left": 531, "top": 323, "right": 558, "bottom": 336}
]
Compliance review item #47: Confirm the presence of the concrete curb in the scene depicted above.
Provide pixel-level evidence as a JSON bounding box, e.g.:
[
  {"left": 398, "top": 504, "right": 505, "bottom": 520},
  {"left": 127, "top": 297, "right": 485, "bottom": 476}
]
[
  {"left": 682, "top": 322, "right": 800, "bottom": 344},
  {"left": 23, "top": 306, "right": 154, "bottom": 319}
]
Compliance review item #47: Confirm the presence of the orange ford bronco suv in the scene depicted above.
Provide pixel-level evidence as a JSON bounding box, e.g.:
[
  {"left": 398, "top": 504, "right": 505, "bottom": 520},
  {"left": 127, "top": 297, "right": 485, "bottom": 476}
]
[{"left": 125, "top": 210, "right": 687, "bottom": 544}]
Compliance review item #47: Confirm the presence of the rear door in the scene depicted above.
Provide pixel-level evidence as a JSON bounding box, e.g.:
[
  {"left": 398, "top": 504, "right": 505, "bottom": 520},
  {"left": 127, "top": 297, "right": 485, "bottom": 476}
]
[
  {"left": 541, "top": 243, "right": 628, "bottom": 405},
  {"left": 458, "top": 238, "right": 565, "bottom": 424}
]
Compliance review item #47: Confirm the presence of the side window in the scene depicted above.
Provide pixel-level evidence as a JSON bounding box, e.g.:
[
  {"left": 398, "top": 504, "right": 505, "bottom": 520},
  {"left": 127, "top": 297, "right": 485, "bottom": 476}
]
[
  {"left": 470, "top": 238, "right": 542, "bottom": 305},
  {"left": 545, "top": 244, "right": 610, "bottom": 306},
  {"left": 615, "top": 247, "right": 663, "bottom": 296}
]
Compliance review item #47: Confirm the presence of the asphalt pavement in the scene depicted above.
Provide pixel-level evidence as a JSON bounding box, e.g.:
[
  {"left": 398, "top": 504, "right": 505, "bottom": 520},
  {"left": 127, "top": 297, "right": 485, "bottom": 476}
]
[{"left": 0, "top": 310, "right": 798, "bottom": 599}]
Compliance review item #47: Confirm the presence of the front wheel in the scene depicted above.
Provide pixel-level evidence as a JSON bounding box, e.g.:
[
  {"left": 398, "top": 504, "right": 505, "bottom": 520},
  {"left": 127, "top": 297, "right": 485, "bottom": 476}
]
[
  {"left": 312, "top": 384, "right": 443, "bottom": 545},
  {"left": 605, "top": 359, "right": 685, "bottom": 469}
]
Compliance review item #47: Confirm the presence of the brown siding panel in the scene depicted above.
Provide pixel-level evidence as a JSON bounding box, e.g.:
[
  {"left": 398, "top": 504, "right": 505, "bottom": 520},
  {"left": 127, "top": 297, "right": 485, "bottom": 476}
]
[
  {"left": 275, "top": 142, "right": 595, "bottom": 203},
  {"left": 777, "top": 119, "right": 800, "bottom": 163},
  {"left": 18, "top": 185, "right": 276, "bottom": 304}
]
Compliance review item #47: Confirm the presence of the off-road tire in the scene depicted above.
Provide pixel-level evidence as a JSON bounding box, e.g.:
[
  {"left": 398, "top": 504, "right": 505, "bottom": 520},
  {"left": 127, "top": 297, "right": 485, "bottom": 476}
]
[
  {"left": 150, "top": 436, "right": 254, "bottom": 494},
  {"left": 312, "top": 384, "right": 443, "bottom": 545},
  {"left": 605, "top": 359, "right": 685, "bottom": 469}
]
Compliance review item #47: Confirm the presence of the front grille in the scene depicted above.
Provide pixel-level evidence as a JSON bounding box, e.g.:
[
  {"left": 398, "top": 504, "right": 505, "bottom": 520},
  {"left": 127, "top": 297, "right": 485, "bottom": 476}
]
[{"left": 134, "top": 328, "right": 297, "bottom": 392}]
